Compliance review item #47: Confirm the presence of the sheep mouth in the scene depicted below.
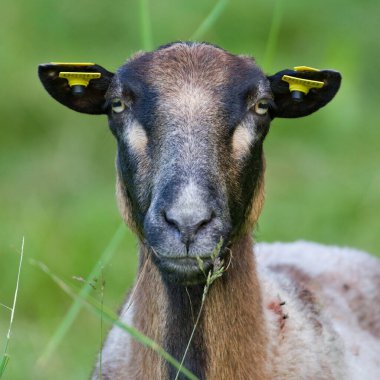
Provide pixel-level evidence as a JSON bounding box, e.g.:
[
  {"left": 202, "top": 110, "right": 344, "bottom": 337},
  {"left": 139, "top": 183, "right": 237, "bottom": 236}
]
[{"left": 154, "top": 255, "right": 214, "bottom": 285}]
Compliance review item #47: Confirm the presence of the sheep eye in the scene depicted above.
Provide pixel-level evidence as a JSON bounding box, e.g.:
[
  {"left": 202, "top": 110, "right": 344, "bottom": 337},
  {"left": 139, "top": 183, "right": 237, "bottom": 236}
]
[
  {"left": 254, "top": 99, "right": 270, "bottom": 115},
  {"left": 111, "top": 98, "right": 125, "bottom": 113}
]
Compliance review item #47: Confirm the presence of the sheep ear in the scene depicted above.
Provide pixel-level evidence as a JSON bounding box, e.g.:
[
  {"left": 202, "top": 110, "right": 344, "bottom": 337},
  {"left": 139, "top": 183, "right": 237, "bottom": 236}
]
[
  {"left": 267, "top": 68, "right": 341, "bottom": 118},
  {"left": 38, "top": 62, "right": 114, "bottom": 114}
]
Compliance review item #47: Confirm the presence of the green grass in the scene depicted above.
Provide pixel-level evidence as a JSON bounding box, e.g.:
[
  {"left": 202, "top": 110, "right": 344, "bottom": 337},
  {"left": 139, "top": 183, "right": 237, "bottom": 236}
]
[
  {"left": 190, "top": 0, "right": 229, "bottom": 41},
  {"left": 262, "top": 0, "right": 284, "bottom": 71},
  {"left": 36, "top": 224, "right": 126, "bottom": 367},
  {"left": 1, "top": 238, "right": 24, "bottom": 379},
  {"left": 139, "top": 0, "right": 153, "bottom": 50},
  {"left": 1, "top": 0, "right": 380, "bottom": 378},
  {"left": 33, "top": 260, "right": 199, "bottom": 380}
]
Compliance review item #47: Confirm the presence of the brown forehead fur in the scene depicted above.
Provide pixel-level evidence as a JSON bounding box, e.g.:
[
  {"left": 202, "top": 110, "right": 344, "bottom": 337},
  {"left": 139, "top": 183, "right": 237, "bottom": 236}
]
[
  {"left": 142, "top": 42, "right": 256, "bottom": 88},
  {"left": 124, "top": 43, "right": 263, "bottom": 108}
]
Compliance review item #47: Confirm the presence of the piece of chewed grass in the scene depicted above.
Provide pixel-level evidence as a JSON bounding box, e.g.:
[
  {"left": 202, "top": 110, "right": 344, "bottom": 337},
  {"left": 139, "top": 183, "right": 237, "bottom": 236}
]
[
  {"left": 196, "top": 237, "right": 225, "bottom": 283},
  {"left": 174, "top": 238, "right": 225, "bottom": 380}
]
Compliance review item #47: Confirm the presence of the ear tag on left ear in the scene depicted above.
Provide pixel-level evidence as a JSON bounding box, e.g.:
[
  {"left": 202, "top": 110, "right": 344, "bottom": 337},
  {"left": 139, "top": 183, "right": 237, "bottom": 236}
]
[
  {"left": 58, "top": 72, "right": 101, "bottom": 96},
  {"left": 282, "top": 66, "right": 324, "bottom": 102}
]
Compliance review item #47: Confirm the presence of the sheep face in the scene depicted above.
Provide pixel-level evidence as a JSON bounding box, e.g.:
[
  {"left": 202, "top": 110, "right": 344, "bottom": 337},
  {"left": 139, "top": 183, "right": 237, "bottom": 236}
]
[
  {"left": 38, "top": 42, "right": 341, "bottom": 285},
  {"left": 108, "top": 43, "right": 270, "bottom": 284}
]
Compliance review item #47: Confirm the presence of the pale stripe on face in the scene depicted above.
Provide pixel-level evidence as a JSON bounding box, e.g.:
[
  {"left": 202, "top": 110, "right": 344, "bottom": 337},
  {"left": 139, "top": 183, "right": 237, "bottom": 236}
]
[
  {"left": 232, "top": 123, "right": 255, "bottom": 160},
  {"left": 124, "top": 120, "right": 148, "bottom": 156}
]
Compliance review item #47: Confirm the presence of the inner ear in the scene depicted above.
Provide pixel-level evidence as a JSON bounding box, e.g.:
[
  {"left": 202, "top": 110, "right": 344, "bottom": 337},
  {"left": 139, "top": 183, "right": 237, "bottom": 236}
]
[
  {"left": 267, "top": 68, "right": 342, "bottom": 118},
  {"left": 38, "top": 63, "right": 114, "bottom": 115}
]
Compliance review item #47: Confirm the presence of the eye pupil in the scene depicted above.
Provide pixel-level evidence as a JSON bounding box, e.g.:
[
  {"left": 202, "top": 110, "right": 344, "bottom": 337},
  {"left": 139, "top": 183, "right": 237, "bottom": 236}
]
[
  {"left": 259, "top": 102, "right": 269, "bottom": 109},
  {"left": 254, "top": 99, "right": 270, "bottom": 115},
  {"left": 111, "top": 98, "right": 126, "bottom": 113}
]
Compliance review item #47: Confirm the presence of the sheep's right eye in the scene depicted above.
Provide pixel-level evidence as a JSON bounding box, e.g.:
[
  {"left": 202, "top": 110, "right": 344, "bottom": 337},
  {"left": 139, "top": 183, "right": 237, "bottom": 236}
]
[
  {"left": 111, "top": 98, "right": 126, "bottom": 113},
  {"left": 254, "top": 99, "right": 270, "bottom": 116}
]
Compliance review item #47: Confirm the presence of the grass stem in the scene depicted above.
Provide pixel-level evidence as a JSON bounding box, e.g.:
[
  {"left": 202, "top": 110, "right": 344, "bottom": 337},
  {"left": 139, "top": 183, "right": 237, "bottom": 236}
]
[
  {"left": 0, "top": 237, "right": 25, "bottom": 378},
  {"left": 37, "top": 223, "right": 125, "bottom": 366},
  {"left": 34, "top": 260, "right": 198, "bottom": 380},
  {"left": 139, "top": 0, "right": 153, "bottom": 50},
  {"left": 99, "top": 267, "right": 105, "bottom": 380},
  {"left": 0, "top": 303, "right": 12, "bottom": 312},
  {"left": 263, "top": 0, "right": 284, "bottom": 71},
  {"left": 190, "top": 0, "right": 229, "bottom": 41}
]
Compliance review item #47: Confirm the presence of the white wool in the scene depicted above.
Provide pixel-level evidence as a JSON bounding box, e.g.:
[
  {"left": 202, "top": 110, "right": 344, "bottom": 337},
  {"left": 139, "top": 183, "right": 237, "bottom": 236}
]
[{"left": 257, "top": 241, "right": 380, "bottom": 380}]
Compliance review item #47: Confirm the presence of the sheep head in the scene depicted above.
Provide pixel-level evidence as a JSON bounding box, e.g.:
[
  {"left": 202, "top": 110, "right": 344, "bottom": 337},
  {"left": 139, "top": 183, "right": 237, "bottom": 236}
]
[{"left": 38, "top": 42, "right": 341, "bottom": 285}]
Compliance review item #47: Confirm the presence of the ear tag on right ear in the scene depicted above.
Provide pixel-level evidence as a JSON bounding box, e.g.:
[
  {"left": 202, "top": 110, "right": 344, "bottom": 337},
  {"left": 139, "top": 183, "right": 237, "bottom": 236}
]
[
  {"left": 58, "top": 72, "right": 101, "bottom": 96},
  {"left": 293, "top": 66, "right": 320, "bottom": 73},
  {"left": 282, "top": 67, "right": 324, "bottom": 102}
]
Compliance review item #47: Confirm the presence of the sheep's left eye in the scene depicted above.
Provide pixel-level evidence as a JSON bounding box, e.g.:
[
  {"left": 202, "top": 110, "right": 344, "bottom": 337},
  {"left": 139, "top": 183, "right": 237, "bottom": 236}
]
[
  {"left": 111, "top": 98, "right": 125, "bottom": 113},
  {"left": 254, "top": 99, "right": 270, "bottom": 115}
]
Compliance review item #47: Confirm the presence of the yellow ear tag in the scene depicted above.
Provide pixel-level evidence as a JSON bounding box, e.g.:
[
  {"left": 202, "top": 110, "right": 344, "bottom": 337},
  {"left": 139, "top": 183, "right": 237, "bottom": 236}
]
[
  {"left": 51, "top": 62, "right": 95, "bottom": 66},
  {"left": 58, "top": 72, "right": 101, "bottom": 95},
  {"left": 293, "top": 66, "right": 320, "bottom": 72},
  {"left": 282, "top": 74, "right": 324, "bottom": 102}
]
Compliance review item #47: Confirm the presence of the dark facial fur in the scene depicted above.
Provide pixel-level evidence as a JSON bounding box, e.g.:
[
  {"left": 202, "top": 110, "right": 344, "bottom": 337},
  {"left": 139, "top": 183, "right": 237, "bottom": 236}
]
[{"left": 107, "top": 43, "right": 271, "bottom": 284}]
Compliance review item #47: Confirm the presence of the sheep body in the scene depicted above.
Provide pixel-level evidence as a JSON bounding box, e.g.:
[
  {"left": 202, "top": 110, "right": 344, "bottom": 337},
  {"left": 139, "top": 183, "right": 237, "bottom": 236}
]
[{"left": 95, "top": 241, "right": 380, "bottom": 379}]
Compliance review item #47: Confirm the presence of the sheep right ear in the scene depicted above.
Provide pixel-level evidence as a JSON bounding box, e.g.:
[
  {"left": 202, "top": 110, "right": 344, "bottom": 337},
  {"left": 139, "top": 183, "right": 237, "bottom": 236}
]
[
  {"left": 267, "top": 68, "right": 341, "bottom": 118},
  {"left": 38, "top": 63, "right": 114, "bottom": 115}
]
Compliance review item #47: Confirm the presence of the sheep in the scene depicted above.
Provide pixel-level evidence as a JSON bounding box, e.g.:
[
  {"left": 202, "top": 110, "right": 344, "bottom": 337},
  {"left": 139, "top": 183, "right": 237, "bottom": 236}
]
[{"left": 38, "top": 42, "right": 380, "bottom": 379}]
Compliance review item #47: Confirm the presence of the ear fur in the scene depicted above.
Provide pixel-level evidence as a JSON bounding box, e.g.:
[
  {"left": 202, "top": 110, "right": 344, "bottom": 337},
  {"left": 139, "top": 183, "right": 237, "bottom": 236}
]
[
  {"left": 38, "top": 63, "right": 114, "bottom": 114},
  {"left": 267, "top": 69, "right": 342, "bottom": 118}
]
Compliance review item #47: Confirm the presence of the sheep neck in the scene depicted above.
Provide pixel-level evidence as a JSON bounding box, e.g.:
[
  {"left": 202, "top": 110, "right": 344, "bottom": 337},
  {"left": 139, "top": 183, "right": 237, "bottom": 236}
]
[{"left": 127, "top": 234, "right": 269, "bottom": 379}]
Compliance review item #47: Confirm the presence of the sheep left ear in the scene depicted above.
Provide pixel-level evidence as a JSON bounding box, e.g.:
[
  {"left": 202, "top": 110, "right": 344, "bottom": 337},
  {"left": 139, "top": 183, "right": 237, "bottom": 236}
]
[
  {"left": 267, "top": 68, "right": 342, "bottom": 118},
  {"left": 38, "top": 62, "right": 114, "bottom": 115}
]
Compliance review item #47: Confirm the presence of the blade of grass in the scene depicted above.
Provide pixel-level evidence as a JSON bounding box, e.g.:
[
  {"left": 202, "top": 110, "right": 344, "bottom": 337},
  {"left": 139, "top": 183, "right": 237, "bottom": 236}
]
[
  {"left": 139, "top": 0, "right": 153, "bottom": 50},
  {"left": 190, "top": 0, "right": 229, "bottom": 41},
  {"left": 98, "top": 267, "right": 105, "bottom": 380},
  {"left": 37, "top": 223, "right": 126, "bottom": 366},
  {"left": 0, "top": 237, "right": 25, "bottom": 379},
  {"left": 0, "top": 303, "right": 12, "bottom": 312},
  {"left": 33, "top": 260, "right": 198, "bottom": 380},
  {"left": 0, "top": 356, "right": 9, "bottom": 378},
  {"left": 262, "top": 0, "right": 284, "bottom": 71}
]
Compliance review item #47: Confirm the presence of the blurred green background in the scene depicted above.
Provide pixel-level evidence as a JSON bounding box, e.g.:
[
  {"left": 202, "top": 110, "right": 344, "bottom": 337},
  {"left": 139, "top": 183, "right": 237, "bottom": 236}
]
[{"left": 1, "top": 0, "right": 379, "bottom": 378}]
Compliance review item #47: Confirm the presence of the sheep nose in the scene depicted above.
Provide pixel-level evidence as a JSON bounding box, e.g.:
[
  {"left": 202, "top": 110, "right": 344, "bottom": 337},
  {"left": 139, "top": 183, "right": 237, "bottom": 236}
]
[{"left": 164, "top": 207, "right": 214, "bottom": 249}]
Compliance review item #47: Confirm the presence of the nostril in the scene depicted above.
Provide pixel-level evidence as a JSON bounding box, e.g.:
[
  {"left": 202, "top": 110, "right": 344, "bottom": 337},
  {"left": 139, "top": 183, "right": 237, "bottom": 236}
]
[
  {"left": 163, "top": 210, "right": 180, "bottom": 231},
  {"left": 193, "top": 211, "right": 214, "bottom": 234}
]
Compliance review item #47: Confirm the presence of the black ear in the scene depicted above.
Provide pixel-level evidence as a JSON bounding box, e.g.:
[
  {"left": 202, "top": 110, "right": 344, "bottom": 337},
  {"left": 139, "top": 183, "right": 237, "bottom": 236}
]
[
  {"left": 38, "top": 63, "right": 114, "bottom": 114},
  {"left": 267, "top": 68, "right": 342, "bottom": 118}
]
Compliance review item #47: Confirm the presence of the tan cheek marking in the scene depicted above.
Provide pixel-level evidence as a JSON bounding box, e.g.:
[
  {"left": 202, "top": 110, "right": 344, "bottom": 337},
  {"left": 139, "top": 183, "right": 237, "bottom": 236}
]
[
  {"left": 245, "top": 162, "right": 266, "bottom": 232},
  {"left": 126, "top": 121, "right": 148, "bottom": 156},
  {"left": 116, "top": 174, "right": 141, "bottom": 237},
  {"left": 232, "top": 124, "right": 254, "bottom": 160}
]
